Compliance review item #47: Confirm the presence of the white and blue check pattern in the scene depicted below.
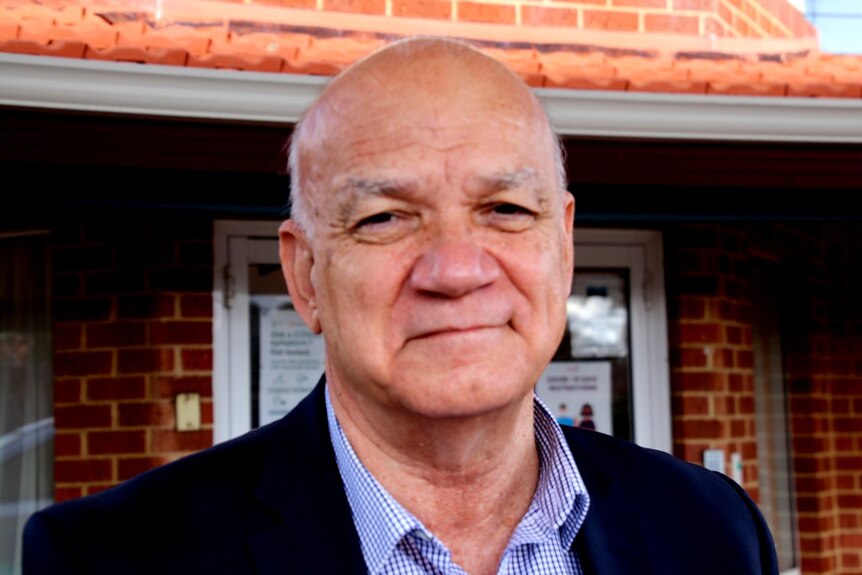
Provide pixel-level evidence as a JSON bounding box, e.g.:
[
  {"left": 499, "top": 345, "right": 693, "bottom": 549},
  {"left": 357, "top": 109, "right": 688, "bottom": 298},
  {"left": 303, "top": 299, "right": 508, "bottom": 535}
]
[{"left": 326, "top": 387, "right": 591, "bottom": 574}]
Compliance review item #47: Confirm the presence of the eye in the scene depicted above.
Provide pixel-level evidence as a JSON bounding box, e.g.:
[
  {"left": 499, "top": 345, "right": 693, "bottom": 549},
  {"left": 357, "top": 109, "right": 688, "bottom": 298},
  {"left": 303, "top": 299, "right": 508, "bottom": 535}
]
[
  {"left": 356, "top": 212, "right": 396, "bottom": 228},
  {"left": 349, "top": 210, "right": 419, "bottom": 243},
  {"left": 492, "top": 203, "right": 533, "bottom": 216},
  {"left": 483, "top": 202, "right": 538, "bottom": 232}
]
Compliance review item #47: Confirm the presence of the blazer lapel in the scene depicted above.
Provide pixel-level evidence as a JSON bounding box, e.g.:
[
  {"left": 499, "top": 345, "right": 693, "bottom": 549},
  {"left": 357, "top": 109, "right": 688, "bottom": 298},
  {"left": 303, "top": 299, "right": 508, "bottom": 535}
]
[
  {"left": 248, "top": 380, "right": 367, "bottom": 574},
  {"left": 566, "top": 429, "right": 650, "bottom": 575}
]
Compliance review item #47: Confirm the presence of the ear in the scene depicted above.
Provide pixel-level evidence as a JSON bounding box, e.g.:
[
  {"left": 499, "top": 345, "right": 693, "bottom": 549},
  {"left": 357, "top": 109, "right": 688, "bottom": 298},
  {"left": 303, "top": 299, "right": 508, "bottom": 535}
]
[
  {"left": 279, "top": 219, "right": 321, "bottom": 334},
  {"left": 562, "top": 192, "right": 576, "bottom": 275}
]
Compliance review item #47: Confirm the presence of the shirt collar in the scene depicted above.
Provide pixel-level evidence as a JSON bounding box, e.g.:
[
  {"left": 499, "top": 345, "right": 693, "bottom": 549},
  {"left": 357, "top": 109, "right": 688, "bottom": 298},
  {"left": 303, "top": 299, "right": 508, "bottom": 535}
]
[{"left": 326, "top": 386, "right": 590, "bottom": 574}]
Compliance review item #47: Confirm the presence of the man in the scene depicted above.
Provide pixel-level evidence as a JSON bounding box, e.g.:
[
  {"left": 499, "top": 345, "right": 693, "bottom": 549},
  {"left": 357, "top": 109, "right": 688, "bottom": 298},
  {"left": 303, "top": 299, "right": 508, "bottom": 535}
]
[{"left": 24, "top": 38, "right": 777, "bottom": 574}]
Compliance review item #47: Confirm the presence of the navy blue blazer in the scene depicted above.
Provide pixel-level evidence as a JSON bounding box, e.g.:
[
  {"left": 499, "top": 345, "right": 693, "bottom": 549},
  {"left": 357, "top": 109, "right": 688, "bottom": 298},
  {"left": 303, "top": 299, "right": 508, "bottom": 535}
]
[{"left": 24, "top": 381, "right": 777, "bottom": 574}]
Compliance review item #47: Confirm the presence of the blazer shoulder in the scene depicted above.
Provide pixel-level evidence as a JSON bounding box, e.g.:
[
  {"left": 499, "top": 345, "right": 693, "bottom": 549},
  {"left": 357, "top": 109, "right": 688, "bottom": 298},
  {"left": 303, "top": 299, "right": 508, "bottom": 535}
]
[{"left": 563, "top": 427, "right": 778, "bottom": 575}]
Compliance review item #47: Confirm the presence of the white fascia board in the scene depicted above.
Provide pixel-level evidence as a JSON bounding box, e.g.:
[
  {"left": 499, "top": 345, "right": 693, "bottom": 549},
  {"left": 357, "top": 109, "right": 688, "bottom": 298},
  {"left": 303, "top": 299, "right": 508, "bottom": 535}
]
[{"left": 2, "top": 52, "right": 862, "bottom": 143}]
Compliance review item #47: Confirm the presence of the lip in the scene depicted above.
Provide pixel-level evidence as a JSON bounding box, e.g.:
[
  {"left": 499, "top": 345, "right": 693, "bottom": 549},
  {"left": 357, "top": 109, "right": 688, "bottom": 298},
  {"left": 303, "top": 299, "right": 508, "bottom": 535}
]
[{"left": 408, "top": 323, "right": 506, "bottom": 341}]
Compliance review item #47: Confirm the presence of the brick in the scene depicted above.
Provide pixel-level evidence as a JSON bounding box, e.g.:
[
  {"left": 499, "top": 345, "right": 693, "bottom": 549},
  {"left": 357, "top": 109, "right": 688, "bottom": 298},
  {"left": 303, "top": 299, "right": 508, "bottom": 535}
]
[
  {"left": 55, "top": 380, "right": 82, "bottom": 404},
  {"left": 54, "top": 351, "right": 113, "bottom": 377},
  {"left": 86, "top": 484, "right": 115, "bottom": 496},
  {"left": 837, "top": 456, "right": 862, "bottom": 471},
  {"left": 152, "top": 429, "right": 213, "bottom": 453},
  {"left": 55, "top": 433, "right": 82, "bottom": 457},
  {"left": 728, "top": 373, "right": 744, "bottom": 392},
  {"left": 674, "top": 371, "right": 724, "bottom": 391},
  {"left": 676, "top": 419, "right": 724, "bottom": 439},
  {"left": 55, "top": 459, "right": 113, "bottom": 483},
  {"left": 612, "top": 0, "right": 666, "bottom": 6},
  {"left": 713, "top": 396, "right": 734, "bottom": 416},
  {"left": 323, "top": 0, "right": 383, "bottom": 14},
  {"left": 645, "top": 13, "right": 699, "bottom": 34},
  {"left": 392, "top": 0, "right": 451, "bottom": 19},
  {"left": 118, "top": 348, "right": 175, "bottom": 374},
  {"left": 676, "top": 298, "right": 706, "bottom": 320},
  {"left": 201, "top": 400, "right": 213, "bottom": 425},
  {"left": 457, "top": 2, "right": 515, "bottom": 24},
  {"left": 86, "top": 322, "right": 147, "bottom": 348},
  {"left": 838, "top": 494, "right": 862, "bottom": 508},
  {"left": 179, "top": 242, "right": 214, "bottom": 267},
  {"left": 672, "top": 394, "right": 709, "bottom": 415},
  {"left": 87, "top": 376, "right": 147, "bottom": 401},
  {"left": 53, "top": 245, "right": 112, "bottom": 272},
  {"left": 53, "top": 273, "right": 81, "bottom": 298},
  {"left": 149, "top": 321, "right": 212, "bottom": 345},
  {"left": 584, "top": 9, "right": 638, "bottom": 31},
  {"left": 54, "top": 487, "right": 84, "bottom": 502},
  {"left": 725, "top": 325, "right": 742, "bottom": 345},
  {"left": 150, "top": 268, "right": 212, "bottom": 292},
  {"left": 182, "top": 348, "right": 213, "bottom": 371},
  {"left": 118, "top": 456, "right": 172, "bottom": 481},
  {"left": 152, "top": 376, "right": 212, "bottom": 399},
  {"left": 675, "top": 275, "right": 720, "bottom": 296},
  {"left": 673, "top": 348, "right": 708, "bottom": 368},
  {"left": 85, "top": 269, "right": 146, "bottom": 296},
  {"left": 54, "top": 324, "right": 83, "bottom": 351},
  {"left": 522, "top": 6, "right": 580, "bottom": 27},
  {"left": 54, "top": 298, "right": 112, "bottom": 322},
  {"left": 115, "top": 241, "right": 173, "bottom": 268},
  {"left": 88, "top": 430, "right": 146, "bottom": 455},
  {"left": 118, "top": 294, "right": 176, "bottom": 319},
  {"left": 55, "top": 404, "right": 112, "bottom": 429},
  {"left": 678, "top": 323, "right": 722, "bottom": 344},
  {"left": 118, "top": 402, "right": 174, "bottom": 427},
  {"left": 737, "top": 396, "right": 754, "bottom": 414},
  {"left": 180, "top": 294, "right": 213, "bottom": 318},
  {"left": 672, "top": 0, "right": 714, "bottom": 8}
]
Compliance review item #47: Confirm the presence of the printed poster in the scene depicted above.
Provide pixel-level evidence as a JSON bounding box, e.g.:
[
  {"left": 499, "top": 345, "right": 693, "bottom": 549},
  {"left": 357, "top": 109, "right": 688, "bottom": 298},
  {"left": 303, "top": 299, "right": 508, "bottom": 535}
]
[
  {"left": 535, "top": 361, "right": 612, "bottom": 434},
  {"left": 254, "top": 296, "right": 325, "bottom": 426}
]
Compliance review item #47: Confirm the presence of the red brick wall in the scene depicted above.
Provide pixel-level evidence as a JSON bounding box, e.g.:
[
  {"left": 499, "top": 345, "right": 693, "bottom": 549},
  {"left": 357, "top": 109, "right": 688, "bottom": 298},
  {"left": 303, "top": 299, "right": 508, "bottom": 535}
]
[
  {"left": 667, "top": 222, "right": 862, "bottom": 575},
  {"left": 239, "top": 0, "right": 814, "bottom": 37},
  {"left": 52, "top": 212, "right": 215, "bottom": 500},
  {"left": 666, "top": 225, "right": 760, "bottom": 497}
]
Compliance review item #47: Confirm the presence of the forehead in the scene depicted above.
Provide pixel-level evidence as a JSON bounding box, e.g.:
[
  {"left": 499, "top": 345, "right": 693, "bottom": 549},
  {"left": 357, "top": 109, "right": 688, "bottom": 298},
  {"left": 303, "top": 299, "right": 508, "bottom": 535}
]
[{"left": 299, "top": 62, "right": 555, "bottom": 196}]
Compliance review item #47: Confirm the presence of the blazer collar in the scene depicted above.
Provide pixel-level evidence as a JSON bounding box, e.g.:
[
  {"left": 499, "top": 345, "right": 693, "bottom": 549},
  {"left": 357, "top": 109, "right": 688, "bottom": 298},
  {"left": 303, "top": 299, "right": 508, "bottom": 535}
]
[{"left": 248, "top": 378, "right": 367, "bottom": 575}]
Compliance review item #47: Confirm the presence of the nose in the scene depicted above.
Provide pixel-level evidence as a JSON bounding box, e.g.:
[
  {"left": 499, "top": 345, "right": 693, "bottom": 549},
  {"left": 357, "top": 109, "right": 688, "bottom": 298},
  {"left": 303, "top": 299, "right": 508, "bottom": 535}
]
[{"left": 409, "top": 224, "right": 501, "bottom": 298}]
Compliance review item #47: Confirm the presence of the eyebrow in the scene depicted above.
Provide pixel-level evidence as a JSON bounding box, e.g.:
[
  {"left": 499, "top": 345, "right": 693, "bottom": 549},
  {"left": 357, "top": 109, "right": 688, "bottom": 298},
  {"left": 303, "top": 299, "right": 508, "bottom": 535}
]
[
  {"left": 479, "top": 168, "right": 540, "bottom": 191},
  {"left": 333, "top": 177, "right": 415, "bottom": 224}
]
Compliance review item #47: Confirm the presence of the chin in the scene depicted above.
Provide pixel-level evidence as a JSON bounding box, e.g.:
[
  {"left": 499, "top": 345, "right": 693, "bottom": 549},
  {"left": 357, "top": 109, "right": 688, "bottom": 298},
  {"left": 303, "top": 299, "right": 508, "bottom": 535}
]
[{"left": 392, "top": 369, "right": 534, "bottom": 421}]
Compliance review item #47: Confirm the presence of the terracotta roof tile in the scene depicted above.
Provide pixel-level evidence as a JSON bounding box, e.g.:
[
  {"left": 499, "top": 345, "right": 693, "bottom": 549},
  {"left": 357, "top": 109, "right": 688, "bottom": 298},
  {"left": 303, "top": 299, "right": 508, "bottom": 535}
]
[
  {"left": 706, "top": 81, "right": 787, "bottom": 96},
  {"left": 187, "top": 51, "right": 284, "bottom": 73},
  {"left": 84, "top": 44, "right": 188, "bottom": 66},
  {"left": 628, "top": 79, "right": 708, "bottom": 94},
  {"left": 0, "top": 37, "right": 86, "bottom": 58},
  {"left": 1, "top": 2, "right": 861, "bottom": 101},
  {"left": 787, "top": 82, "right": 862, "bottom": 99}
]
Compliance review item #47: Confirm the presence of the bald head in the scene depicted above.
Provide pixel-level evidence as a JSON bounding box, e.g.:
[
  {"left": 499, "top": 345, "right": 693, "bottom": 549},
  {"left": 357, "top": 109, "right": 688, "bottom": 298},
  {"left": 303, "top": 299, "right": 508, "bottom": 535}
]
[{"left": 288, "top": 38, "right": 566, "bottom": 235}]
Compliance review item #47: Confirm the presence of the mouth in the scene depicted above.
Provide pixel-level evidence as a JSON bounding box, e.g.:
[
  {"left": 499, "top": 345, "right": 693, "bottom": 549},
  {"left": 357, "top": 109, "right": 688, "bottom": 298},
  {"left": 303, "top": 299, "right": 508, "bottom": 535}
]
[{"left": 409, "top": 323, "right": 507, "bottom": 342}]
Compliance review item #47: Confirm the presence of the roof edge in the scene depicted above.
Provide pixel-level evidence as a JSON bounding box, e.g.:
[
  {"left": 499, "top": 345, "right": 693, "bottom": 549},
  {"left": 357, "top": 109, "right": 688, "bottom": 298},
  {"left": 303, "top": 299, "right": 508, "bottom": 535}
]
[{"left": 2, "top": 52, "right": 861, "bottom": 143}]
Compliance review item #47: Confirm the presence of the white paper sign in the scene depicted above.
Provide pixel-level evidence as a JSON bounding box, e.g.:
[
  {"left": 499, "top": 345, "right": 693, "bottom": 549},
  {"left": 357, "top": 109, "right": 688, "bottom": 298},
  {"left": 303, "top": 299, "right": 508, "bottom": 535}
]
[
  {"left": 255, "top": 296, "right": 325, "bottom": 426},
  {"left": 535, "top": 361, "right": 612, "bottom": 435}
]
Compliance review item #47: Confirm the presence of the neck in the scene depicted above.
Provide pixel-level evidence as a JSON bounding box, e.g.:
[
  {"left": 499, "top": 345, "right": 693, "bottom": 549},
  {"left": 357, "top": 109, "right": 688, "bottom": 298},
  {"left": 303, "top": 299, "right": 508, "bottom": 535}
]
[{"left": 328, "top": 379, "right": 540, "bottom": 575}]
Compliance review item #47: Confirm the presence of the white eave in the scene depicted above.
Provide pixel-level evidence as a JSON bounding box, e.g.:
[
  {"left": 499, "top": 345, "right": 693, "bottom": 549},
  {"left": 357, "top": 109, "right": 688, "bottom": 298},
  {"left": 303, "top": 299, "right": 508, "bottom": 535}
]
[{"left": 2, "top": 51, "right": 862, "bottom": 143}]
